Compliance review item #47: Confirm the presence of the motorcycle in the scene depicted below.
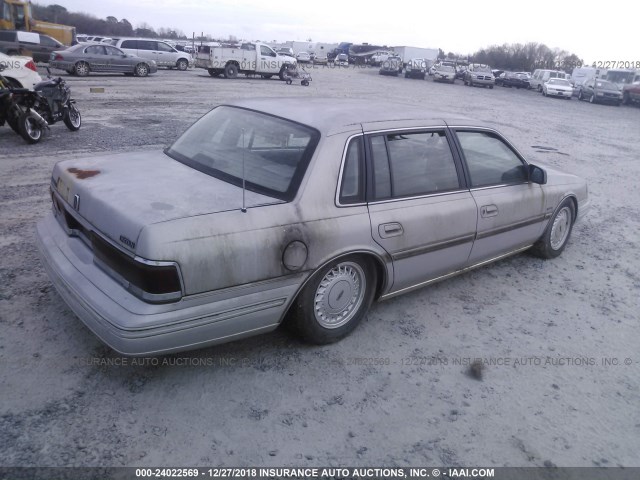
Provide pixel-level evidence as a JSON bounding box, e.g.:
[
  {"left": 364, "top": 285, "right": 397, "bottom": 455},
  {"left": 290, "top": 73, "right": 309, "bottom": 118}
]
[
  {"left": 11, "top": 68, "right": 81, "bottom": 144},
  {"left": 0, "top": 64, "right": 27, "bottom": 137}
]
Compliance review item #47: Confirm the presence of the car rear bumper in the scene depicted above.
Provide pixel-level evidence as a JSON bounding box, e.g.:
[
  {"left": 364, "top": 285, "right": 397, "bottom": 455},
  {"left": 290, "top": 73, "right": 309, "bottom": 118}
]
[
  {"left": 49, "top": 60, "right": 73, "bottom": 71},
  {"left": 36, "top": 213, "right": 303, "bottom": 356}
]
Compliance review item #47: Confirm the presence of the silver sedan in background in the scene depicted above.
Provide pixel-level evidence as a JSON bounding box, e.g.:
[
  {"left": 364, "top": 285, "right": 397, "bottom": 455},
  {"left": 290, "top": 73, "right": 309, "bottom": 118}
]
[
  {"left": 49, "top": 43, "right": 158, "bottom": 77},
  {"left": 36, "top": 99, "right": 589, "bottom": 355}
]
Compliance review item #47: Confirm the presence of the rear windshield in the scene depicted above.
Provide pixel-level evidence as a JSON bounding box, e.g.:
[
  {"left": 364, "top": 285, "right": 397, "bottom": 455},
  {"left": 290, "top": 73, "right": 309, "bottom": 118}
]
[{"left": 166, "top": 106, "right": 320, "bottom": 201}]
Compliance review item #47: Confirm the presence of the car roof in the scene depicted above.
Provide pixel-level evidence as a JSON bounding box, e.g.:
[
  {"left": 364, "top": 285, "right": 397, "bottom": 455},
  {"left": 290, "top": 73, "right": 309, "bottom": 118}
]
[{"left": 224, "top": 98, "right": 486, "bottom": 135}]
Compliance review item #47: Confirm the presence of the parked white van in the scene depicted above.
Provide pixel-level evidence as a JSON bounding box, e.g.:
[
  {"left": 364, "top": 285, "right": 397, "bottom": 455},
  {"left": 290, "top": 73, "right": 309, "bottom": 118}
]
[
  {"left": 529, "top": 69, "right": 569, "bottom": 91},
  {"left": 112, "top": 38, "right": 192, "bottom": 70}
]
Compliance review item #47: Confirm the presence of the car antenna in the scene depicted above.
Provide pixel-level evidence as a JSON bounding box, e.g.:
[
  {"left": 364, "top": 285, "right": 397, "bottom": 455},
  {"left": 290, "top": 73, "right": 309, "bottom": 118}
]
[{"left": 241, "top": 128, "right": 247, "bottom": 213}]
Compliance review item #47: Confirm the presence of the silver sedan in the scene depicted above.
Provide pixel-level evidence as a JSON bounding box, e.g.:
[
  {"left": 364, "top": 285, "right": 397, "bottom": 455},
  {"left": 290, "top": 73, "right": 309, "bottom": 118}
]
[
  {"left": 49, "top": 43, "right": 158, "bottom": 77},
  {"left": 36, "top": 99, "right": 589, "bottom": 355}
]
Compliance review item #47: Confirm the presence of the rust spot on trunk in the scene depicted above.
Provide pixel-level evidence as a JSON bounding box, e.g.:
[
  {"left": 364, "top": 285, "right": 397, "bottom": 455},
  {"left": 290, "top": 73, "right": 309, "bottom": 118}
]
[{"left": 68, "top": 168, "right": 100, "bottom": 179}]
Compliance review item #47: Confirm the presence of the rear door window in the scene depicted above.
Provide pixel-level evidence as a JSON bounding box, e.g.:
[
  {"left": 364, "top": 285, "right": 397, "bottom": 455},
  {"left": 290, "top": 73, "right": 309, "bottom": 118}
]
[
  {"left": 370, "top": 131, "right": 460, "bottom": 200},
  {"left": 137, "top": 40, "right": 156, "bottom": 51}
]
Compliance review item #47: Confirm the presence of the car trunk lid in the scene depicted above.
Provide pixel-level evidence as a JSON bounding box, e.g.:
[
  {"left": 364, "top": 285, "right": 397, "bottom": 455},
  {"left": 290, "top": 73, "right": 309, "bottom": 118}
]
[{"left": 52, "top": 150, "right": 283, "bottom": 253}]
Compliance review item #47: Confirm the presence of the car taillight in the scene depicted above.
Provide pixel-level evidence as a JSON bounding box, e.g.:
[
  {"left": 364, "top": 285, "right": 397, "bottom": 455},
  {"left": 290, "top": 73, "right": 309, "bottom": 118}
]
[
  {"left": 25, "top": 60, "right": 37, "bottom": 72},
  {"left": 54, "top": 54, "right": 64, "bottom": 61},
  {"left": 91, "top": 233, "right": 182, "bottom": 303}
]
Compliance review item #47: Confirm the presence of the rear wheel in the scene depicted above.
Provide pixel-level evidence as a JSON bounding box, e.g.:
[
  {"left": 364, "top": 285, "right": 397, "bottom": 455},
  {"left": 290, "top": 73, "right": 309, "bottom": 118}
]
[
  {"left": 74, "top": 61, "right": 90, "bottom": 77},
  {"left": 176, "top": 59, "right": 188, "bottom": 71},
  {"left": 224, "top": 63, "right": 239, "bottom": 79},
  {"left": 530, "top": 199, "right": 575, "bottom": 259},
  {"left": 18, "top": 111, "right": 44, "bottom": 144},
  {"left": 286, "top": 256, "right": 377, "bottom": 344},
  {"left": 63, "top": 104, "right": 81, "bottom": 131}
]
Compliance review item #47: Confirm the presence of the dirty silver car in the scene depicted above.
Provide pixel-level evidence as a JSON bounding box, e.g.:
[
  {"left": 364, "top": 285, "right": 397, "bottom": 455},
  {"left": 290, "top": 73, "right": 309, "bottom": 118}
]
[{"left": 36, "top": 99, "right": 589, "bottom": 355}]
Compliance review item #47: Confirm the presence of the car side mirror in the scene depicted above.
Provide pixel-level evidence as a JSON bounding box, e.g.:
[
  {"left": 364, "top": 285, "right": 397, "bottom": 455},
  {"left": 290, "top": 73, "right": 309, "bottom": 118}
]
[{"left": 529, "top": 164, "right": 547, "bottom": 185}]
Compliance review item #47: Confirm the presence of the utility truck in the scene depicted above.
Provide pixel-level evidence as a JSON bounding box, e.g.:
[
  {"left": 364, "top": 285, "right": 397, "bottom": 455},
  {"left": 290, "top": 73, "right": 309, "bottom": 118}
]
[{"left": 196, "top": 42, "right": 296, "bottom": 80}]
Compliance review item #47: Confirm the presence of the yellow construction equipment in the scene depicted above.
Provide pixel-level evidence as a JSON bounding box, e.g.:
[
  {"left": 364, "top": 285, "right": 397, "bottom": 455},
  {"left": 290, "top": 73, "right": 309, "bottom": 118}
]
[{"left": 0, "top": 0, "right": 76, "bottom": 45}]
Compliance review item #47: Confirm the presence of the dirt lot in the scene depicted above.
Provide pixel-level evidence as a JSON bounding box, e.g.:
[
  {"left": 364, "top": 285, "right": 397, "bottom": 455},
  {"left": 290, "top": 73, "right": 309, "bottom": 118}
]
[{"left": 1, "top": 65, "right": 639, "bottom": 468}]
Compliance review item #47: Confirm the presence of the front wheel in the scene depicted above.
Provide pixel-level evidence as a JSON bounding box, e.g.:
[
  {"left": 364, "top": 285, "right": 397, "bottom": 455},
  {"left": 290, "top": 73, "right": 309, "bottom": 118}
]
[
  {"left": 578, "top": 90, "right": 583, "bottom": 101},
  {"left": 286, "top": 256, "right": 377, "bottom": 344},
  {"left": 18, "top": 111, "right": 44, "bottom": 144},
  {"left": 63, "top": 104, "right": 81, "bottom": 131},
  {"left": 530, "top": 199, "right": 575, "bottom": 259},
  {"left": 135, "top": 63, "right": 149, "bottom": 77},
  {"left": 589, "top": 93, "right": 596, "bottom": 104}
]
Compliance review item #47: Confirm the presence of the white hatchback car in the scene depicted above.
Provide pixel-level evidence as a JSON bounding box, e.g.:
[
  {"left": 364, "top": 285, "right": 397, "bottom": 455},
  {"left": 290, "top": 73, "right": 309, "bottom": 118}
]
[{"left": 0, "top": 52, "right": 42, "bottom": 88}]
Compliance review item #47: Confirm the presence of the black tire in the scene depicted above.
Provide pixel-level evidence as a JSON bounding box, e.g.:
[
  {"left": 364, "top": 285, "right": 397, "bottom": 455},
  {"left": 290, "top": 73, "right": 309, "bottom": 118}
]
[
  {"left": 279, "top": 66, "right": 290, "bottom": 81},
  {"left": 224, "top": 63, "right": 238, "bottom": 79},
  {"left": 17, "top": 111, "right": 44, "bottom": 144},
  {"left": 286, "top": 79, "right": 292, "bottom": 85},
  {"left": 176, "top": 59, "right": 188, "bottom": 71},
  {"left": 578, "top": 90, "right": 583, "bottom": 101},
  {"left": 589, "top": 93, "right": 596, "bottom": 104},
  {"left": 489, "top": 85, "right": 494, "bottom": 89},
  {"left": 530, "top": 199, "right": 575, "bottom": 259},
  {"left": 537, "top": 85, "right": 542, "bottom": 92},
  {"left": 286, "top": 256, "right": 377, "bottom": 344},
  {"left": 622, "top": 92, "right": 630, "bottom": 105},
  {"left": 261, "top": 74, "right": 273, "bottom": 79},
  {"left": 74, "top": 61, "right": 90, "bottom": 77},
  {"left": 135, "top": 63, "right": 149, "bottom": 77},
  {"left": 63, "top": 104, "right": 81, "bottom": 131}
]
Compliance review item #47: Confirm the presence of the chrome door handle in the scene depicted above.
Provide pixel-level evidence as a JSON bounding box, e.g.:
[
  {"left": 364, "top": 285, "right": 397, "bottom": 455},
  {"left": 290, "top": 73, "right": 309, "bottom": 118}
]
[
  {"left": 480, "top": 205, "right": 499, "bottom": 217},
  {"left": 379, "top": 223, "right": 404, "bottom": 238}
]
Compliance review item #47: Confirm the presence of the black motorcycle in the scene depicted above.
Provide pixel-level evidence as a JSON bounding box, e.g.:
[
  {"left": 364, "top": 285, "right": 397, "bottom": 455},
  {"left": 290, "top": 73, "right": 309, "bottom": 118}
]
[
  {"left": 0, "top": 65, "right": 26, "bottom": 137},
  {"left": 12, "top": 68, "right": 81, "bottom": 144}
]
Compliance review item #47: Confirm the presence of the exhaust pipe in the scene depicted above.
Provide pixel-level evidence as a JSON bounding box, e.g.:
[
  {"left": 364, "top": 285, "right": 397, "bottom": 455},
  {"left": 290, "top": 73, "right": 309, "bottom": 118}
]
[{"left": 29, "top": 109, "right": 50, "bottom": 131}]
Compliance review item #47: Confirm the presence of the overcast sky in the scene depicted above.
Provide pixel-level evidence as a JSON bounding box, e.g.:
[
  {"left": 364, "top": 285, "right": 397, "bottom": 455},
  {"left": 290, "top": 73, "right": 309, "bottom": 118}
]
[{"left": 37, "top": 0, "right": 633, "bottom": 63}]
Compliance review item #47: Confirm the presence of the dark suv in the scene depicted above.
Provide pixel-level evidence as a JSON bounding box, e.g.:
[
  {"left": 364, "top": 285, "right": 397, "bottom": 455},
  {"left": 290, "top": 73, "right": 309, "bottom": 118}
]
[{"left": 0, "top": 30, "right": 64, "bottom": 63}]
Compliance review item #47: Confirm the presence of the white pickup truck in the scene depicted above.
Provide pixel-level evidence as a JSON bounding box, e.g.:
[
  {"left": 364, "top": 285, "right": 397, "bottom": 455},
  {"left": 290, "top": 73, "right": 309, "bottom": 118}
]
[{"left": 195, "top": 42, "right": 296, "bottom": 80}]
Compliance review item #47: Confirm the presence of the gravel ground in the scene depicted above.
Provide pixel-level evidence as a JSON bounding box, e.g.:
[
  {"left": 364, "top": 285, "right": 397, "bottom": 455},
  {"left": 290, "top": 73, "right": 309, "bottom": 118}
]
[{"left": 1, "top": 65, "right": 639, "bottom": 468}]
